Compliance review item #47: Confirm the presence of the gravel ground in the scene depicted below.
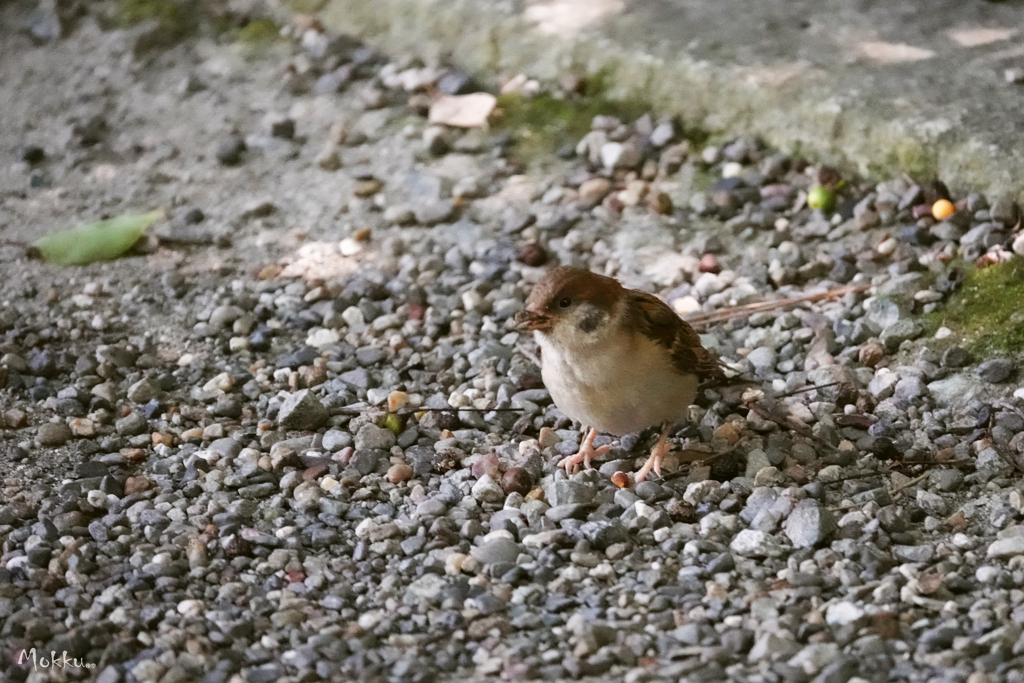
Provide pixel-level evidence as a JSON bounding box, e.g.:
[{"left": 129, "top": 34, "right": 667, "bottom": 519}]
[{"left": 4, "top": 4, "right": 1024, "bottom": 683}]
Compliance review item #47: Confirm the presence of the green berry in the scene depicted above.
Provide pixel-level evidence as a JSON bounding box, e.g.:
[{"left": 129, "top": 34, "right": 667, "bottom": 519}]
[{"left": 807, "top": 186, "right": 834, "bottom": 212}]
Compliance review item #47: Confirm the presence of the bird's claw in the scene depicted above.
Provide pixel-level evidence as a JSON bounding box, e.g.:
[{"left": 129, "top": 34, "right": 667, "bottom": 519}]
[
  {"left": 557, "top": 428, "right": 613, "bottom": 475},
  {"left": 635, "top": 428, "right": 679, "bottom": 484}
]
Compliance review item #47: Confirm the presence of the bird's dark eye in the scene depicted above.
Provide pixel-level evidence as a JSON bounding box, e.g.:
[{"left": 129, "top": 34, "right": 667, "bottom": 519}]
[{"left": 558, "top": 296, "right": 572, "bottom": 309}]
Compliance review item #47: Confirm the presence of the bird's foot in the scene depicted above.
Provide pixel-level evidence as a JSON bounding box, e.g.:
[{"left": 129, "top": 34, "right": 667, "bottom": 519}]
[
  {"left": 557, "top": 427, "right": 613, "bottom": 475},
  {"left": 635, "top": 425, "right": 675, "bottom": 484}
]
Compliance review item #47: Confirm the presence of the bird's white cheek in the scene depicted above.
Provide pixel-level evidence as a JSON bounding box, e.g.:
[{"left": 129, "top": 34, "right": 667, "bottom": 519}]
[{"left": 553, "top": 318, "right": 608, "bottom": 353}]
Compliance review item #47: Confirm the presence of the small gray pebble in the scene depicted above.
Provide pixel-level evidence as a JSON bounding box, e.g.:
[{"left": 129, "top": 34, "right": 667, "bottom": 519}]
[{"left": 978, "top": 358, "right": 1013, "bottom": 384}]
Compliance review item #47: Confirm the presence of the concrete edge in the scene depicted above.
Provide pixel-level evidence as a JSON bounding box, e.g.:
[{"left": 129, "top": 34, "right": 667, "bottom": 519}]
[{"left": 276, "top": 0, "right": 1024, "bottom": 200}]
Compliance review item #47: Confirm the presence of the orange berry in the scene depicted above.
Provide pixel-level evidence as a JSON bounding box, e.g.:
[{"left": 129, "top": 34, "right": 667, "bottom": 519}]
[
  {"left": 932, "top": 199, "right": 955, "bottom": 220},
  {"left": 611, "top": 471, "right": 630, "bottom": 488}
]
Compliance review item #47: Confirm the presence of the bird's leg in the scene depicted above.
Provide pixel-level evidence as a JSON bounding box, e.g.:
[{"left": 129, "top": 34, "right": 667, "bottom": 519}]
[
  {"left": 557, "top": 427, "right": 613, "bottom": 475},
  {"left": 635, "top": 423, "right": 673, "bottom": 484}
]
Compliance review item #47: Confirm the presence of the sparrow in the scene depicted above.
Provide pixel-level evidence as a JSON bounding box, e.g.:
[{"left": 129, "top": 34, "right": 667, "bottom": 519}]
[{"left": 516, "top": 266, "right": 723, "bottom": 483}]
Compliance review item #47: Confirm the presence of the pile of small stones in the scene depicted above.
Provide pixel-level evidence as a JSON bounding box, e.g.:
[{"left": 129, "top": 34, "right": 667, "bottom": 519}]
[{"left": 5, "top": 7, "right": 1024, "bottom": 683}]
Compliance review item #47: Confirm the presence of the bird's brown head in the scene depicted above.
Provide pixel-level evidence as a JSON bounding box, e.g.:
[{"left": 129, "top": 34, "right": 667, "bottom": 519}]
[{"left": 515, "top": 266, "right": 623, "bottom": 336}]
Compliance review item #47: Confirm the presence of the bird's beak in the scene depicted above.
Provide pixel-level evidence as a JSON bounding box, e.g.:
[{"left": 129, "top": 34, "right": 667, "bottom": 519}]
[{"left": 515, "top": 309, "right": 551, "bottom": 332}]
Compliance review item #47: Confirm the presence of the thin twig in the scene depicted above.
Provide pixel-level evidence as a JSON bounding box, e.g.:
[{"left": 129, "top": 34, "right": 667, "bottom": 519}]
[
  {"left": 331, "top": 406, "right": 525, "bottom": 416},
  {"left": 818, "top": 471, "right": 886, "bottom": 487},
  {"left": 898, "top": 458, "right": 974, "bottom": 470},
  {"left": 421, "top": 407, "right": 524, "bottom": 412},
  {"left": 772, "top": 381, "right": 840, "bottom": 399},
  {"left": 658, "top": 448, "right": 739, "bottom": 481},
  {"left": 890, "top": 472, "right": 929, "bottom": 496},
  {"left": 684, "top": 284, "right": 869, "bottom": 328},
  {"left": 744, "top": 401, "right": 838, "bottom": 451}
]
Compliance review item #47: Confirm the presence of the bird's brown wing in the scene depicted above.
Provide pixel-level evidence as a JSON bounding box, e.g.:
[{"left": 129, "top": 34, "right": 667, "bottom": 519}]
[{"left": 626, "top": 290, "right": 726, "bottom": 385}]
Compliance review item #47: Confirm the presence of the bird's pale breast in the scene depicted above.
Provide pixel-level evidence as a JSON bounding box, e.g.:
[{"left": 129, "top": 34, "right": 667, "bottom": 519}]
[{"left": 536, "top": 329, "right": 698, "bottom": 436}]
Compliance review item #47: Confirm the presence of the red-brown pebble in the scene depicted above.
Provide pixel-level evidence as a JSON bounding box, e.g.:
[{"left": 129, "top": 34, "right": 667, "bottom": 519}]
[
  {"left": 699, "top": 253, "right": 721, "bottom": 274},
  {"left": 151, "top": 432, "right": 174, "bottom": 447},
  {"left": 471, "top": 453, "right": 500, "bottom": 479},
  {"left": 713, "top": 422, "right": 741, "bottom": 444},
  {"left": 298, "top": 364, "right": 327, "bottom": 388},
  {"left": 122, "top": 448, "right": 147, "bottom": 463},
  {"left": 577, "top": 177, "right": 612, "bottom": 209},
  {"left": 648, "top": 191, "right": 673, "bottom": 215},
  {"left": 501, "top": 467, "right": 533, "bottom": 495},
  {"left": 816, "top": 165, "right": 841, "bottom": 188},
  {"left": 303, "top": 464, "right": 329, "bottom": 482},
  {"left": 387, "top": 463, "right": 413, "bottom": 484},
  {"left": 611, "top": 471, "right": 630, "bottom": 488},
  {"left": 517, "top": 243, "right": 548, "bottom": 267},
  {"left": 601, "top": 193, "right": 624, "bottom": 214},
  {"left": 124, "top": 476, "right": 151, "bottom": 495},
  {"left": 858, "top": 341, "right": 885, "bottom": 368}
]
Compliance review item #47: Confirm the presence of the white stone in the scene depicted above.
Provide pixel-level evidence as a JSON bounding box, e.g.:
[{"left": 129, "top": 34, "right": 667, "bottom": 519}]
[
  {"left": 600, "top": 142, "right": 624, "bottom": 170},
  {"left": 722, "top": 161, "right": 743, "bottom": 178},
  {"left": 693, "top": 272, "right": 726, "bottom": 299},
  {"left": 358, "top": 610, "right": 384, "bottom": 630},
  {"left": 341, "top": 306, "right": 365, "bottom": 328},
  {"left": 445, "top": 552, "right": 468, "bottom": 574},
  {"left": 976, "top": 566, "right": 1001, "bottom": 583},
  {"left": 355, "top": 518, "right": 376, "bottom": 539},
  {"left": 461, "top": 290, "right": 483, "bottom": 311},
  {"left": 428, "top": 93, "right": 497, "bottom": 128},
  {"left": 825, "top": 601, "right": 864, "bottom": 625},
  {"left": 447, "top": 390, "right": 470, "bottom": 408},
  {"left": 306, "top": 327, "right": 340, "bottom": 349},
  {"left": 203, "top": 372, "right": 235, "bottom": 393},
  {"left": 177, "top": 599, "right": 204, "bottom": 618},
  {"left": 789, "top": 643, "right": 840, "bottom": 675},
  {"left": 683, "top": 481, "right": 719, "bottom": 506},
  {"left": 339, "top": 238, "right": 363, "bottom": 256},
  {"left": 599, "top": 140, "right": 641, "bottom": 171},
  {"left": 406, "top": 573, "right": 446, "bottom": 603},
  {"left": 634, "top": 501, "right": 657, "bottom": 519},
  {"left": 729, "top": 529, "right": 772, "bottom": 557},
  {"left": 471, "top": 475, "right": 505, "bottom": 504},
  {"left": 86, "top": 489, "right": 109, "bottom": 509},
  {"left": 672, "top": 296, "right": 702, "bottom": 315},
  {"left": 522, "top": 530, "right": 565, "bottom": 548},
  {"left": 876, "top": 237, "right": 897, "bottom": 256},
  {"left": 987, "top": 536, "right": 1024, "bottom": 558}
]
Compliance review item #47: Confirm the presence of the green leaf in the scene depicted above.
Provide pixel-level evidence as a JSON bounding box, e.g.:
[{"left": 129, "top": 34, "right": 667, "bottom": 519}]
[{"left": 32, "top": 210, "right": 163, "bottom": 265}]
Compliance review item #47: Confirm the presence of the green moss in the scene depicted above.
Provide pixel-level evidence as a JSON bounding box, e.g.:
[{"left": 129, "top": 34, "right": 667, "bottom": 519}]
[
  {"left": 114, "top": 0, "right": 193, "bottom": 36},
  {"left": 491, "top": 67, "right": 661, "bottom": 168},
  {"left": 493, "top": 91, "right": 638, "bottom": 165},
  {"left": 115, "top": 0, "right": 179, "bottom": 24},
  {"left": 927, "top": 258, "right": 1024, "bottom": 355},
  {"left": 690, "top": 165, "right": 719, "bottom": 192},
  {"left": 288, "top": 0, "right": 329, "bottom": 11},
  {"left": 886, "top": 139, "right": 938, "bottom": 181},
  {"left": 236, "top": 18, "right": 281, "bottom": 45}
]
